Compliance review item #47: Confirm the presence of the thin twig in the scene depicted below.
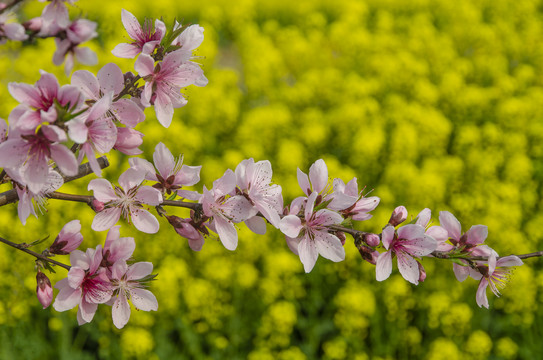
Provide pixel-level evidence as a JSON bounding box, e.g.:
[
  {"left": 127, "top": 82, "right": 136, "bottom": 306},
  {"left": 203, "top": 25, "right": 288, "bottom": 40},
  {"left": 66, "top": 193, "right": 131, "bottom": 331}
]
[{"left": 0, "top": 236, "right": 71, "bottom": 271}]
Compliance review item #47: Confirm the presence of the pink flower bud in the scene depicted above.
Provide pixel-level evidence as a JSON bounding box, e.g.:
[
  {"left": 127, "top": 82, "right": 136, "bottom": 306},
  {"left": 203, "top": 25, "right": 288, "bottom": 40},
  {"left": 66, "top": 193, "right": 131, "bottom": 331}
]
[
  {"left": 418, "top": 262, "right": 427, "bottom": 283},
  {"left": 388, "top": 205, "right": 407, "bottom": 227},
  {"left": 358, "top": 245, "right": 380, "bottom": 265},
  {"left": 364, "top": 233, "right": 380, "bottom": 247},
  {"left": 49, "top": 220, "right": 84, "bottom": 255},
  {"left": 114, "top": 127, "right": 144, "bottom": 155},
  {"left": 24, "top": 17, "right": 43, "bottom": 32},
  {"left": 36, "top": 272, "right": 53, "bottom": 309},
  {"left": 92, "top": 199, "right": 105, "bottom": 212}
]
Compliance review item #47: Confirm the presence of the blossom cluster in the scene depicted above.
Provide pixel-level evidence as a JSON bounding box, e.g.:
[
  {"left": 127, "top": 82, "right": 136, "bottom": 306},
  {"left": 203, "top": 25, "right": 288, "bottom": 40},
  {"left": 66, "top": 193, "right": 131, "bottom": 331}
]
[
  {"left": 35, "top": 221, "right": 158, "bottom": 329},
  {"left": 0, "top": 4, "right": 534, "bottom": 332}
]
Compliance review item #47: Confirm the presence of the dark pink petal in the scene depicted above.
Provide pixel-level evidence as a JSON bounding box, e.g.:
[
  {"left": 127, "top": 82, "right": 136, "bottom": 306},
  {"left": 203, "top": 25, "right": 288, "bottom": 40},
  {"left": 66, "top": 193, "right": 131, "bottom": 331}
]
[
  {"left": 130, "top": 208, "right": 160, "bottom": 234},
  {"left": 298, "top": 236, "right": 319, "bottom": 273},
  {"left": 92, "top": 208, "right": 122, "bottom": 231},
  {"left": 130, "top": 288, "right": 158, "bottom": 311}
]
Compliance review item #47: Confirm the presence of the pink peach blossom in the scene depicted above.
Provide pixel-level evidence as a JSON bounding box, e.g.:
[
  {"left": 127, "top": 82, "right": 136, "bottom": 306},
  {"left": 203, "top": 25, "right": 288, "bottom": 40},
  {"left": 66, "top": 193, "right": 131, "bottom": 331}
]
[
  {"left": 279, "top": 192, "right": 345, "bottom": 273},
  {"left": 111, "top": 9, "right": 165, "bottom": 58},
  {"left": 88, "top": 168, "right": 163, "bottom": 233}
]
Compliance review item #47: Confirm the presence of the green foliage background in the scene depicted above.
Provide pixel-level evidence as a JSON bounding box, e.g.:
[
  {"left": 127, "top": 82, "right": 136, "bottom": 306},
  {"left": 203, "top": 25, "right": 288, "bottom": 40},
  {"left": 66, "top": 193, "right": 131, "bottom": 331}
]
[{"left": 1, "top": 0, "right": 543, "bottom": 359}]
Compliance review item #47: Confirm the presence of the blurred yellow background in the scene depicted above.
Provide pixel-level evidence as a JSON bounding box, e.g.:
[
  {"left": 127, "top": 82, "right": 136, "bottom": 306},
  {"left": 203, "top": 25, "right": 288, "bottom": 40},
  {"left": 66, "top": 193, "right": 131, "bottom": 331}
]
[{"left": 1, "top": 0, "right": 542, "bottom": 359}]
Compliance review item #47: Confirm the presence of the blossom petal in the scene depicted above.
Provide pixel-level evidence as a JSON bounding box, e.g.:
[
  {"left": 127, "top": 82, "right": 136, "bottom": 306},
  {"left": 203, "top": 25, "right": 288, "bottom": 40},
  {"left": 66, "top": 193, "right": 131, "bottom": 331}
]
[
  {"left": 91, "top": 208, "right": 121, "bottom": 231},
  {"left": 396, "top": 252, "right": 420, "bottom": 285},
  {"left": 134, "top": 186, "right": 163, "bottom": 206},
  {"left": 309, "top": 159, "right": 328, "bottom": 193},
  {"left": 126, "top": 262, "right": 153, "bottom": 280},
  {"left": 153, "top": 142, "right": 175, "bottom": 178},
  {"left": 279, "top": 215, "right": 302, "bottom": 238},
  {"left": 214, "top": 216, "right": 238, "bottom": 250},
  {"left": 476, "top": 278, "right": 490, "bottom": 308},
  {"left": 245, "top": 216, "right": 267, "bottom": 235},
  {"left": 439, "top": 211, "right": 462, "bottom": 241},
  {"left": 298, "top": 237, "right": 319, "bottom": 273},
  {"left": 130, "top": 288, "right": 158, "bottom": 311},
  {"left": 112, "top": 292, "right": 131, "bottom": 329},
  {"left": 314, "top": 232, "right": 345, "bottom": 262},
  {"left": 88, "top": 178, "right": 117, "bottom": 202},
  {"left": 97, "top": 63, "right": 124, "bottom": 95},
  {"left": 465, "top": 225, "right": 488, "bottom": 245},
  {"left": 375, "top": 251, "right": 392, "bottom": 281},
  {"left": 131, "top": 208, "right": 160, "bottom": 234}
]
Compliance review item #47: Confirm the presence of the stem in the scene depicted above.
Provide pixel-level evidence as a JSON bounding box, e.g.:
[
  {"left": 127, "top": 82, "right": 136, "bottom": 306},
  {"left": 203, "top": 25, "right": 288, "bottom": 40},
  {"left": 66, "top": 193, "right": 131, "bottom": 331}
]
[
  {"left": 0, "top": 156, "right": 109, "bottom": 207},
  {"left": 114, "top": 75, "right": 141, "bottom": 102},
  {"left": 0, "top": 236, "right": 71, "bottom": 271},
  {"left": 160, "top": 199, "right": 202, "bottom": 211},
  {"left": 48, "top": 192, "right": 94, "bottom": 204},
  {"left": 0, "top": 0, "right": 25, "bottom": 15}
]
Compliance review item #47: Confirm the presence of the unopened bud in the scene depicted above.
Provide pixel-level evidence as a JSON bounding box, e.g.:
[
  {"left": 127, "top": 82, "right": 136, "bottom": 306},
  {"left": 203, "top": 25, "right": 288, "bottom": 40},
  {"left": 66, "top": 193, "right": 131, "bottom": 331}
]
[
  {"left": 358, "top": 245, "right": 380, "bottom": 265},
  {"left": 336, "top": 231, "right": 346, "bottom": 246},
  {"left": 364, "top": 233, "right": 380, "bottom": 247},
  {"left": 388, "top": 206, "right": 407, "bottom": 227},
  {"left": 49, "top": 220, "right": 83, "bottom": 255},
  {"left": 36, "top": 272, "right": 53, "bottom": 309},
  {"left": 418, "top": 262, "right": 427, "bottom": 283},
  {"left": 91, "top": 199, "right": 105, "bottom": 212}
]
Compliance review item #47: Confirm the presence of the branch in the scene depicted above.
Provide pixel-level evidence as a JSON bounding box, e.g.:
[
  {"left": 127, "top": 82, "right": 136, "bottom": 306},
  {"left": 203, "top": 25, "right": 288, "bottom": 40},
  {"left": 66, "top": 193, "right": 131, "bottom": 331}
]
[
  {"left": 0, "top": 156, "right": 109, "bottom": 207},
  {"left": 0, "top": 236, "right": 71, "bottom": 271},
  {"left": 0, "top": 0, "right": 25, "bottom": 15}
]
